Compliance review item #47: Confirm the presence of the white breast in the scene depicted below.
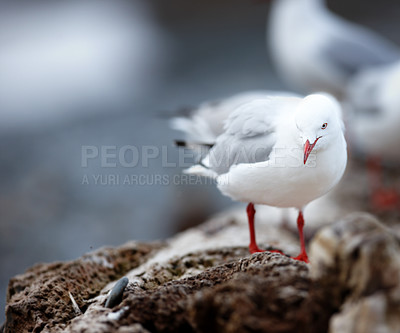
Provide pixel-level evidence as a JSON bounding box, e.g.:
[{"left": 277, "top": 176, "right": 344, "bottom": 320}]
[{"left": 217, "top": 134, "right": 347, "bottom": 209}]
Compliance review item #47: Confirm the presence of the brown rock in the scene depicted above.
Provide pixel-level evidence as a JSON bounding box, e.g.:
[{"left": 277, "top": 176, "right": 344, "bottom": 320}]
[
  {"left": 188, "top": 254, "right": 310, "bottom": 333},
  {"left": 4, "top": 242, "right": 163, "bottom": 333},
  {"left": 310, "top": 212, "right": 400, "bottom": 333},
  {"left": 4, "top": 211, "right": 400, "bottom": 333}
]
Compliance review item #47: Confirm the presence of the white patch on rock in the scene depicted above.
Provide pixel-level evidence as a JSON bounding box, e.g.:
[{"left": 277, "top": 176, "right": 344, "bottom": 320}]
[{"left": 106, "top": 306, "right": 129, "bottom": 321}]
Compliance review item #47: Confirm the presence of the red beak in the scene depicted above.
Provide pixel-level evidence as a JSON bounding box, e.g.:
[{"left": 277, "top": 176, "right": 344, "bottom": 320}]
[{"left": 303, "top": 138, "right": 319, "bottom": 164}]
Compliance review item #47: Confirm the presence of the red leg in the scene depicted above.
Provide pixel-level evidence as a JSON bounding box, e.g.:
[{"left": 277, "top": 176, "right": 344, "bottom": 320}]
[
  {"left": 291, "top": 210, "right": 309, "bottom": 263},
  {"left": 246, "top": 203, "right": 284, "bottom": 255},
  {"left": 247, "top": 203, "right": 263, "bottom": 253},
  {"left": 371, "top": 189, "right": 399, "bottom": 211},
  {"left": 367, "top": 156, "right": 382, "bottom": 188},
  {"left": 367, "top": 157, "right": 399, "bottom": 211}
]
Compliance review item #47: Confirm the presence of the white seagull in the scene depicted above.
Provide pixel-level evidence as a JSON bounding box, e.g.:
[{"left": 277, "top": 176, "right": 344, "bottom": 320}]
[
  {"left": 345, "top": 61, "right": 400, "bottom": 209},
  {"left": 346, "top": 61, "right": 400, "bottom": 161},
  {"left": 268, "top": 0, "right": 400, "bottom": 96},
  {"left": 174, "top": 93, "right": 348, "bottom": 262}
]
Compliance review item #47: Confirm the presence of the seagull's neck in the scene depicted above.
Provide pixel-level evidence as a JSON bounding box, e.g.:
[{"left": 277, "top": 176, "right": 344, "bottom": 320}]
[{"left": 317, "top": 132, "right": 347, "bottom": 178}]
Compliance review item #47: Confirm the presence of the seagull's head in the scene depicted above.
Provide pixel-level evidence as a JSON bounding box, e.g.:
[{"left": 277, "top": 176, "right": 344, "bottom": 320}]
[{"left": 295, "top": 94, "right": 344, "bottom": 164}]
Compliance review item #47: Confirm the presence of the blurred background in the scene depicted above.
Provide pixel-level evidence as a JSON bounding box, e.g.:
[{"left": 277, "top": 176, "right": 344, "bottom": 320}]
[{"left": 1, "top": 0, "right": 400, "bottom": 321}]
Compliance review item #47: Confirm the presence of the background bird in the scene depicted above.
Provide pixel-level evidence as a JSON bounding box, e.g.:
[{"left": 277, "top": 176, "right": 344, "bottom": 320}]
[
  {"left": 345, "top": 61, "right": 400, "bottom": 210},
  {"left": 268, "top": 0, "right": 400, "bottom": 97},
  {"left": 346, "top": 61, "right": 400, "bottom": 160}
]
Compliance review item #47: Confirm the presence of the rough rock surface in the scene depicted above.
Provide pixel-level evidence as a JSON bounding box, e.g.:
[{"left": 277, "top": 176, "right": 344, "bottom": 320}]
[
  {"left": 4, "top": 242, "right": 163, "bottom": 333},
  {"left": 3, "top": 211, "right": 400, "bottom": 333},
  {"left": 310, "top": 213, "right": 400, "bottom": 333}
]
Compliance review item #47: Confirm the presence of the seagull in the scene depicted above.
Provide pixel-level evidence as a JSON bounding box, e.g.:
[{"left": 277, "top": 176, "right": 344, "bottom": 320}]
[
  {"left": 268, "top": 0, "right": 400, "bottom": 97},
  {"left": 345, "top": 61, "right": 400, "bottom": 210},
  {"left": 173, "top": 93, "right": 348, "bottom": 262},
  {"left": 346, "top": 61, "right": 400, "bottom": 160}
]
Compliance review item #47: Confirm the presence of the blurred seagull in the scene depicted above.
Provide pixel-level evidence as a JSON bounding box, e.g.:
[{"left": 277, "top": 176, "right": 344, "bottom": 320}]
[
  {"left": 173, "top": 93, "right": 347, "bottom": 262},
  {"left": 347, "top": 61, "right": 400, "bottom": 160},
  {"left": 268, "top": 0, "right": 400, "bottom": 96},
  {"left": 346, "top": 61, "right": 400, "bottom": 209}
]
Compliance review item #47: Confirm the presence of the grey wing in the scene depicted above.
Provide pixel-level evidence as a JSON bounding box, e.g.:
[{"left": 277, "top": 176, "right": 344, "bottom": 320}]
[
  {"left": 190, "top": 91, "right": 274, "bottom": 139},
  {"left": 322, "top": 26, "right": 400, "bottom": 77},
  {"left": 170, "top": 90, "right": 301, "bottom": 142},
  {"left": 205, "top": 99, "right": 280, "bottom": 175},
  {"left": 207, "top": 133, "right": 276, "bottom": 175}
]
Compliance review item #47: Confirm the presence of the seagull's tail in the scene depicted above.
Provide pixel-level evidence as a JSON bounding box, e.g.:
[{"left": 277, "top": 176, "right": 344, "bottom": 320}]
[
  {"left": 183, "top": 164, "right": 218, "bottom": 179},
  {"left": 174, "top": 139, "right": 214, "bottom": 168},
  {"left": 174, "top": 140, "right": 213, "bottom": 150},
  {"left": 173, "top": 140, "right": 217, "bottom": 179}
]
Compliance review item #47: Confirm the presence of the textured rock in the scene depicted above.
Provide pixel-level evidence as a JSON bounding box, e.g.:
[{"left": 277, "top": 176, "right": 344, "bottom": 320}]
[
  {"left": 65, "top": 251, "right": 314, "bottom": 333},
  {"left": 187, "top": 254, "right": 310, "bottom": 333},
  {"left": 3, "top": 211, "right": 400, "bottom": 333},
  {"left": 310, "top": 213, "right": 400, "bottom": 333},
  {"left": 4, "top": 242, "right": 163, "bottom": 333}
]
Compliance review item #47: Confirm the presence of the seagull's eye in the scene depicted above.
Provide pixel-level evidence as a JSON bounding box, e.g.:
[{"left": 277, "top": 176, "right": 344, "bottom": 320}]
[{"left": 321, "top": 123, "right": 328, "bottom": 129}]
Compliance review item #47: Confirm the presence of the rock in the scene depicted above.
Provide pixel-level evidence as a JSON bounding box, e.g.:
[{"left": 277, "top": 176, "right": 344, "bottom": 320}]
[
  {"left": 310, "top": 212, "right": 400, "bottom": 333},
  {"left": 4, "top": 242, "right": 163, "bottom": 333},
  {"left": 187, "top": 254, "right": 310, "bottom": 333},
  {"left": 3, "top": 210, "right": 400, "bottom": 332}
]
